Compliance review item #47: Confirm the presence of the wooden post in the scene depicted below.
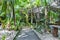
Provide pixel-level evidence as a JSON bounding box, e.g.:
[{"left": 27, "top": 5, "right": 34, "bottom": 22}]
[{"left": 52, "top": 27, "right": 58, "bottom": 37}]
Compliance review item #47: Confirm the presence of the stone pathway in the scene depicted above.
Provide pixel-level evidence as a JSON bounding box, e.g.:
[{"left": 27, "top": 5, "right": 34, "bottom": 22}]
[
  {"left": 15, "top": 28, "right": 60, "bottom": 40},
  {"left": 40, "top": 33, "right": 59, "bottom": 40},
  {"left": 15, "top": 28, "right": 41, "bottom": 40},
  {"left": 34, "top": 29, "right": 60, "bottom": 40},
  {"left": 0, "top": 24, "right": 60, "bottom": 40}
]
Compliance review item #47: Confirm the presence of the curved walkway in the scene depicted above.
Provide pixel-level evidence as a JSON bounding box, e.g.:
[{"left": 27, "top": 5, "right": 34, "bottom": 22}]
[{"left": 15, "top": 28, "right": 41, "bottom": 40}]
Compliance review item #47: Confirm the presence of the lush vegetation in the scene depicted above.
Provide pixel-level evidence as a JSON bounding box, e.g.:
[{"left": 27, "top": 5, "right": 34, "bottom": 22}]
[{"left": 0, "top": 0, "right": 59, "bottom": 32}]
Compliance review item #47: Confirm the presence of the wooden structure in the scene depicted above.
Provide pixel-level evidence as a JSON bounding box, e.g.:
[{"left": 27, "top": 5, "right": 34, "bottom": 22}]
[{"left": 50, "top": 25, "right": 59, "bottom": 37}]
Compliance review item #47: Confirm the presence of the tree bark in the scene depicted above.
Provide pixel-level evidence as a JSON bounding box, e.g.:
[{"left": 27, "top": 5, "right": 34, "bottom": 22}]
[{"left": 12, "top": 5, "right": 16, "bottom": 26}]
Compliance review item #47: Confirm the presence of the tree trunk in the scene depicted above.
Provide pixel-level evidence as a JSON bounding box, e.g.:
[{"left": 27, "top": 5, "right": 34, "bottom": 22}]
[{"left": 12, "top": 5, "right": 16, "bottom": 26}]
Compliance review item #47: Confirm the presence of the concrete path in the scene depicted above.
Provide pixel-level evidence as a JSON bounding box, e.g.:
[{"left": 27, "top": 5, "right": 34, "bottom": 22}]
[{"left": 15, "top": 28, "right": 40, "bottom": 40}]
